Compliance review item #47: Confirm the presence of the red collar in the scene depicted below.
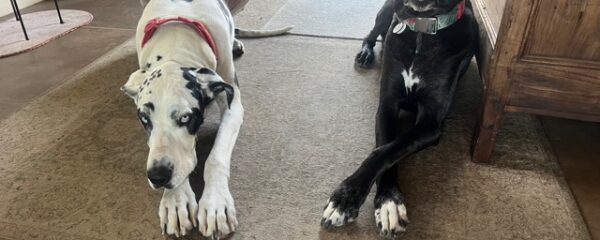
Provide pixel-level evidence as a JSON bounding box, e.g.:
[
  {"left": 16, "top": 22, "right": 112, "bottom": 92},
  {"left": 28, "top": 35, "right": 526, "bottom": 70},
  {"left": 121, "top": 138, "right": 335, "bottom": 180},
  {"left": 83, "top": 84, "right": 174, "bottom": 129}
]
[{"left": 142, "top": 17, "right": 219, "bottom": 59}]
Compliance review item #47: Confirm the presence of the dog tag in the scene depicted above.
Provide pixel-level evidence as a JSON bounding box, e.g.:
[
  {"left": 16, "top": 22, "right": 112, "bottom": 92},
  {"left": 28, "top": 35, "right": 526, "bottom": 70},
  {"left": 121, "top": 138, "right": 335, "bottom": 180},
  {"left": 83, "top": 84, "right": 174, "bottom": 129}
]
[{"left": 393, "top": 22, "right": 406, "bottom": 34}]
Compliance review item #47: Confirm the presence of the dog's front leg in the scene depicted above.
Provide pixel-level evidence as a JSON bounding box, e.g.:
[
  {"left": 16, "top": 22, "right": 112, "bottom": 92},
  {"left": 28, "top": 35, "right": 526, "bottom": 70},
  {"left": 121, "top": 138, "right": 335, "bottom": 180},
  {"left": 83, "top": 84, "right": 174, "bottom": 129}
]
[
  {"left": 159, "top": 178, "right": 198, "bottom": 237},
  {"left": 322, "top": 106, "right": 444, "bottom": 229},
  {"left": 197, "top": 88, "right": 243, "bottom": 239},
  {"left": 355, "top": 0, "right": 394, "bottom": 68}
]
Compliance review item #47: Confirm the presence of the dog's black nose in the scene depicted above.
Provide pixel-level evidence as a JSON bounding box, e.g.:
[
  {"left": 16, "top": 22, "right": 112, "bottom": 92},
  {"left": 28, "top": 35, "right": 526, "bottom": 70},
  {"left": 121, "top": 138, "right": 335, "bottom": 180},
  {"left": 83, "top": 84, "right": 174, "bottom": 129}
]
[{"left": 147, "top": 166, "right": 173, "bottom": 188}]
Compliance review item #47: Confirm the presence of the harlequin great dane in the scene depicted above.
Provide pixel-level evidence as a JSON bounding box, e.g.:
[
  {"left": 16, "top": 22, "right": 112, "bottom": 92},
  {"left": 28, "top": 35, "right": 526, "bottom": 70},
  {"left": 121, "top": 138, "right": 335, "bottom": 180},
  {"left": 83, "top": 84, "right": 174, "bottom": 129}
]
[
  {"left": 321, "top": 0, "right": 478, "bottom": 238},
  {"left": 121, "top": 0, "right": 291, "bottom": 238}
]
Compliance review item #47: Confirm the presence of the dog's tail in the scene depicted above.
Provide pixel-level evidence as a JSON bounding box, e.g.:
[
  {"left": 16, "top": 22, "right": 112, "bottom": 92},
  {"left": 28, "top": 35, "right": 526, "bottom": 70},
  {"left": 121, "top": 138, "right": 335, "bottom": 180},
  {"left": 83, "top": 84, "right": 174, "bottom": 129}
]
[{"left": 234, "top": 26, "right": 294, "bottom": 38}]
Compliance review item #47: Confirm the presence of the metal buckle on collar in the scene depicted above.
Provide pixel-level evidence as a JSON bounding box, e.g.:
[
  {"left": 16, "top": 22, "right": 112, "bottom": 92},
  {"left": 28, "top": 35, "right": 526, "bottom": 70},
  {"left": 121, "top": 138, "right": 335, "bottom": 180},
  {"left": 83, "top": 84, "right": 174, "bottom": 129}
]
[{"left": 413, "top": 17, "right": 438, "bottom": 34}]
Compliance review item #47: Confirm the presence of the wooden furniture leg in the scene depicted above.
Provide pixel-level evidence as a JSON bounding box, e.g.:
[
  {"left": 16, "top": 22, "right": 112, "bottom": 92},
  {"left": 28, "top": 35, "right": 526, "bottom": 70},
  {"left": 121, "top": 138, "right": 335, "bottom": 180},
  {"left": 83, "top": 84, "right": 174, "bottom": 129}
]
[
  {"left": 471, "top": 86, "right": 506, "bottom": 163},
  {"left": 471, "top": 0, "right": 600, "bottom": 162},
  {"left": 470, "top": 0, "right": 536, "bottom": 163}
]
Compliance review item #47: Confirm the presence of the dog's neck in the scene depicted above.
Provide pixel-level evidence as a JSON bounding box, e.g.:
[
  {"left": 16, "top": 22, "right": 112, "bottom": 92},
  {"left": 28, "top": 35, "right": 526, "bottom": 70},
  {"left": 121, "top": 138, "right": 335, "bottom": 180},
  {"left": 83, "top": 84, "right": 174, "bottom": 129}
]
[
  {"left": 397, "top": 1, "right": 465, "bottom": 35},
  {"left": 138, "top": 23, "right": 217, "bottom": 71}
]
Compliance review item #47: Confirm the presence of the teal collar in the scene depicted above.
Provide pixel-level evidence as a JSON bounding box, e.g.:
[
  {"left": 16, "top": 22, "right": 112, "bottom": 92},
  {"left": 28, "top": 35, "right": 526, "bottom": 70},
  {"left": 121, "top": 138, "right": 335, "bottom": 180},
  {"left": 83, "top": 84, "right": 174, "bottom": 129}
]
[{"left": 394, "top": 1, "right": 465, "bottom": 35}]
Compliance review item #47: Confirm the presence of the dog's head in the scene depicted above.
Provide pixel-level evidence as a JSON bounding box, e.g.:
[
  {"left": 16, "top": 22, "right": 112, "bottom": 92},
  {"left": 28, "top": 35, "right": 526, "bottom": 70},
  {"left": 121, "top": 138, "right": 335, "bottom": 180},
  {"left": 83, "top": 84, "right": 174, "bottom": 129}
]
[
  {"left": 396, "top": 0, "right": 463, "bottom": 18},
  {"left": 121, "top": 61, "right": 233, "bottom": 189}
]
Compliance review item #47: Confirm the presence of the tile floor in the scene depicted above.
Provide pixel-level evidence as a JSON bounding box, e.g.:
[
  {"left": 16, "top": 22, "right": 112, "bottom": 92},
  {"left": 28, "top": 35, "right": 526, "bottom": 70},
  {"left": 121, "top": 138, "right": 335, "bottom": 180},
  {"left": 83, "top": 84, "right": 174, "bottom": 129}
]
[{"left": 0, "top": 0, "right": 598, "bottom": 239}]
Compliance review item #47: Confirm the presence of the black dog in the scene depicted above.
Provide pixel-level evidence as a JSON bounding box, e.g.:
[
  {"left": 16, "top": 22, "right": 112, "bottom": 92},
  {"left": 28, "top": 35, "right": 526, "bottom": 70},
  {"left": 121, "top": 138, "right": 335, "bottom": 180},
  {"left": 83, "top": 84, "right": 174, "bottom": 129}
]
[{"left": 321, "top": 0, "right": 478, "bottom": 238}]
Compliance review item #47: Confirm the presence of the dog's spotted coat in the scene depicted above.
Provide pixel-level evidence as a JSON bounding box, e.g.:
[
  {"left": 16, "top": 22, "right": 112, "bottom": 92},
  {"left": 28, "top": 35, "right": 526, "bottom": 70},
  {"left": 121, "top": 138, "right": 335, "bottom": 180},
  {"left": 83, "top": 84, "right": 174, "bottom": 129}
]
[{"left": 121, "top": 0, "right": 243, "bottom": 238}]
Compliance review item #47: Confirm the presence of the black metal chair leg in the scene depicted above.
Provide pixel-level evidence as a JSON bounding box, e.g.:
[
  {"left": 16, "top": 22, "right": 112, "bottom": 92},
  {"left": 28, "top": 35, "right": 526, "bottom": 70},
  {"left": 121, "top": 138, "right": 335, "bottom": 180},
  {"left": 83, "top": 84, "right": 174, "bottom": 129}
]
[
  {"left": 10, "top": 0, "right": 20, "bottom": 21},
  {"left": 53, "top": 0, "right": 64, "bottom": 24},
  {"left": 11, "top": 0, "right": 29, "bottom": 40}
]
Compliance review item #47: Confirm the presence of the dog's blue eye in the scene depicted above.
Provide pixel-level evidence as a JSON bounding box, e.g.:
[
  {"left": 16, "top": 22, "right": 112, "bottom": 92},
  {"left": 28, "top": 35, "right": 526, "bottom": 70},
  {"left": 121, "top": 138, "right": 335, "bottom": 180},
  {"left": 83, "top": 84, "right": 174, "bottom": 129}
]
[
  {"left": 140, "top": 116, "right": 149, "bottom": 124},
  {"left": 180, "top": 114, "right": 190, "bottom": 124}
]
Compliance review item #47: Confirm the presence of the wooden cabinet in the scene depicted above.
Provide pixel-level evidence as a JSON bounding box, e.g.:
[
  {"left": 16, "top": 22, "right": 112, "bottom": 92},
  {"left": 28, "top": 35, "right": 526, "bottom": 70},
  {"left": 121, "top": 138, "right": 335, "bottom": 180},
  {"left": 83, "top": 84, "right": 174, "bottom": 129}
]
[{"left": 471, "top": 0, "right": 600, "bottom": 162}]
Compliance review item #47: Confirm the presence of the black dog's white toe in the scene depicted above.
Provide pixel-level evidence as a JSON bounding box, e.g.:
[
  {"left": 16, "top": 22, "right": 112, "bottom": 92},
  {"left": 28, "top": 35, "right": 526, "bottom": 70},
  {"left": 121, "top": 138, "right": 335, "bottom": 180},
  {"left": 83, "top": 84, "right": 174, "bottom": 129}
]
[
  {"left": 374, "top": 200, "right": 409, "bottom": 239},
  {"left": 355, "top": 45, "right": 376, "bottom": 68},
  {"left": 321, "top": 182, "right": 369, "bottom": 228},
  {"left": 321, "top": 200, "right": 356, "bottom": 228}
]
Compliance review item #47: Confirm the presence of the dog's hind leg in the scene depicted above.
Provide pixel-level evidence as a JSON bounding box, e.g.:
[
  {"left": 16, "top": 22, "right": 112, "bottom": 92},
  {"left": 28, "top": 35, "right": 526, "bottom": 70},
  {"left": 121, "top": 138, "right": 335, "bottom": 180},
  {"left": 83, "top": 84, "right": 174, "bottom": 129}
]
[
  {"left": 232, "top": 38, "right": 245, "bottom": 58},
  {"left": 355, "top": 0, "right": 394, "bottom": 68}
]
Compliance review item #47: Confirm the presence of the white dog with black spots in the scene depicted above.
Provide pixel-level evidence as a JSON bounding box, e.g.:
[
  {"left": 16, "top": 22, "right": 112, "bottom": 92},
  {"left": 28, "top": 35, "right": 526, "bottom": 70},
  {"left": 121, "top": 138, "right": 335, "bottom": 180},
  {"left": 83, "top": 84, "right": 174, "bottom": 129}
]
[{"left": 122, "top": 0, "right": 244, "bottom": 238}]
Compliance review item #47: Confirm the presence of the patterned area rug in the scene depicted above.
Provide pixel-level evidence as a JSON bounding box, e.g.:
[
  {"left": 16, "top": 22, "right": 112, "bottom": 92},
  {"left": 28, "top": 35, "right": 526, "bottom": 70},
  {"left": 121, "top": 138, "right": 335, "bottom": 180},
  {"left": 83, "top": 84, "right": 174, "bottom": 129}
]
[{"left": 0, "top": 10, "right": 93, "bottom": 58}]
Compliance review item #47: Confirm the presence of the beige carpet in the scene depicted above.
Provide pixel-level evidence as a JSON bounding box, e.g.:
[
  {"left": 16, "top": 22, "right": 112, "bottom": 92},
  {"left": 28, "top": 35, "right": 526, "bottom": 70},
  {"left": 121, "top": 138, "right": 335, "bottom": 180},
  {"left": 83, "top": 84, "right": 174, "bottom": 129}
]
[
  {"left": 0, "top": 10, "right": 93, "bottom": 58},
  {"left": 0, "top": 37, "right": 591, "bottom": 240}
]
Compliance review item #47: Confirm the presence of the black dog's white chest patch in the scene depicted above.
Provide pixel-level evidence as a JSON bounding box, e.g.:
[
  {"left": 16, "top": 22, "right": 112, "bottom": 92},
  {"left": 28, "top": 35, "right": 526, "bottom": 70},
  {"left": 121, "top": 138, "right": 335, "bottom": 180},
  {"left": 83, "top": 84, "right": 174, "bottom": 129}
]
[{"left": 401, "top": 66, "right": 420, "bottom": 94}]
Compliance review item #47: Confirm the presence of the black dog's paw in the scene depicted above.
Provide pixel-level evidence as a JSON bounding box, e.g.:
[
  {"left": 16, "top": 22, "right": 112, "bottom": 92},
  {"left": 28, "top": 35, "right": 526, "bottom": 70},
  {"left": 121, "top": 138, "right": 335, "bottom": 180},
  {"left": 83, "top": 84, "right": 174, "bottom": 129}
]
[
  {"left": 321, "top": 182, "right": 368, "bottom": 228},
  {"left": 355, "top": 45, "right": 375, "bottom": 68},
  {"left": 374, "top": 194, "right": 409, "bottom": 239}
]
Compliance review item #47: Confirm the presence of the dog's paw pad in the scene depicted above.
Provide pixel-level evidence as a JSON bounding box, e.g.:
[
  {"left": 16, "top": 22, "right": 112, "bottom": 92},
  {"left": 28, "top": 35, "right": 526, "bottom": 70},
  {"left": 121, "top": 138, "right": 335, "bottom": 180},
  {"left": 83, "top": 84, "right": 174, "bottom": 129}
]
[{"left": 375, "top": 200, "right": 409, "bottom": 238}]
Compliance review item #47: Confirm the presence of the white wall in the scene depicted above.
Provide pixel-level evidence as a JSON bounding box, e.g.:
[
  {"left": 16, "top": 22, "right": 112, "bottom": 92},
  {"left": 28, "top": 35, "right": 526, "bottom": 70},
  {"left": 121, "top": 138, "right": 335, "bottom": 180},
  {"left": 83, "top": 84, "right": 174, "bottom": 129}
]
[{"left": 0, "top": 0, "right": 44, "bottom": 18}]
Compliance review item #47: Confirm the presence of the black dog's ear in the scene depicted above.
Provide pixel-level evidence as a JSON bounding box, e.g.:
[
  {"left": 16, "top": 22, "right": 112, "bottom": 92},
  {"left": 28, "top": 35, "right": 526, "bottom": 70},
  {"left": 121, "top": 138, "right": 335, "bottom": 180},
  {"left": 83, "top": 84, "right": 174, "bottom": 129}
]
[{"left": 208, "top": 81, "right": 234, "bottom": 108}]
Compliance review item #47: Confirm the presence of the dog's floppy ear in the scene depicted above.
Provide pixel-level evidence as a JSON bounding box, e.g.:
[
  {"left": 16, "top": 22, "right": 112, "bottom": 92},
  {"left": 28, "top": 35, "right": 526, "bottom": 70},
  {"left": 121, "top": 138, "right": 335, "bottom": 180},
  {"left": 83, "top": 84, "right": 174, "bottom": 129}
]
[
  {"left": 208, "top": 81, "right": 234, "bottom": 108},
  {"left": 194, "top": 68, "right": 235, "bottom": 108},
  {"left": 121, "top": 69, "right": 146, "bottom": 101}
]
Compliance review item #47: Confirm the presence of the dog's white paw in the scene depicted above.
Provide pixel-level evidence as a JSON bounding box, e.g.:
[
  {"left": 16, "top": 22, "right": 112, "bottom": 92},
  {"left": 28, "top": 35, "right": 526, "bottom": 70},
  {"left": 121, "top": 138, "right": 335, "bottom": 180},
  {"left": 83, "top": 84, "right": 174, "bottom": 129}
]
[
  {"left": 375, "top": 200, "right": 409, "bottom": 238},
  {"left": 158, "top": 179, "right": 198, "bottom": 237},
  {"left": 321, "top": 200, "right": 357, "bottom": 228},
  {"left": 197, "top": 187, "right": 238, "bottom": 239},
  {"left": 321, "top": 182, "right": 368, "bottom": 228}
]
